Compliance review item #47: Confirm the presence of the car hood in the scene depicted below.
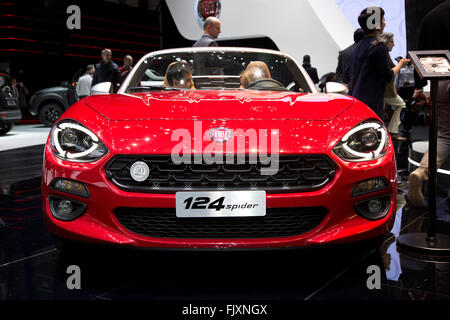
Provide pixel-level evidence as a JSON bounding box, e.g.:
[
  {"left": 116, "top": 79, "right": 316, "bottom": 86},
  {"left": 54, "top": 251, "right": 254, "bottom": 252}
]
[
  {"left": 83, "top": 90, "right": 356, "bottom": 121},
  {"left": 35, "top": 86, "right": 68, "bottom": 95}
]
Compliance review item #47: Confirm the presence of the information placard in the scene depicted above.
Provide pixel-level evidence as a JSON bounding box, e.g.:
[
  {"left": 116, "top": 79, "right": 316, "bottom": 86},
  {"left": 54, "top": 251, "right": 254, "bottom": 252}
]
[{"left": 408, "top": 50, "right": 450, "bottom": 80}]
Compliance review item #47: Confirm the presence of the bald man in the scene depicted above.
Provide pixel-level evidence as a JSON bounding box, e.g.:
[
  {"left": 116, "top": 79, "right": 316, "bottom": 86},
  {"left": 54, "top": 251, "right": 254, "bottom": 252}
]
[{"left": 193, "top": 17, "right": 221, "bottom": 47}]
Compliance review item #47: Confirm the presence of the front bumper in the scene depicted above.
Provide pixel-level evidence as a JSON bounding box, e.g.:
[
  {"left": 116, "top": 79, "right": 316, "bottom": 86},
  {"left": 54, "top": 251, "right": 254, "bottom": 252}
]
[{"left": 42, "top": 144, "right": 397, "bottom": 249}]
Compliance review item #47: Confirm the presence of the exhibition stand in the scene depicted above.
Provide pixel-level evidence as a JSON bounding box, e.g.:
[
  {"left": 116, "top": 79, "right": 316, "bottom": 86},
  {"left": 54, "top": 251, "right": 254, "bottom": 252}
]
[{"left": 397, "top": 50, "right": 450, "bottom": 255}]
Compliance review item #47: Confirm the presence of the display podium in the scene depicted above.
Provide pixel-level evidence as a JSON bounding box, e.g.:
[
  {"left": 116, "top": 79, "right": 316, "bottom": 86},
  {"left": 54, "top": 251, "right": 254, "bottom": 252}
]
[{"left": 397, "top": 50, "right": 450, "bottom": 255}]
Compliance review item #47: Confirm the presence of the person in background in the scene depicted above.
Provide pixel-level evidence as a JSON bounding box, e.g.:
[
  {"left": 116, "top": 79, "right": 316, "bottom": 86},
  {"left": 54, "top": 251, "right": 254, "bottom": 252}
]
[
  {"left": 13, "top": 80, "right": 29, "bottom": 111},
  {"left": 76, "top": 64, "right": 95, "bottom": 100},
  {"left": 245, "top": 61, "right": 271, "bottom": 82},
  {"left": 336, "top": 28, "right": 365, "bottom": 85},
  {"left": 408, "top": 0, "right": 450, "bottom": 207},
  {"left": 348, "top": 6, "right": 409, "bottom": 119},
  {"left": 394, "top": 60, "right": 415, "bottom": 101},
  {"left": 242, "top": 61, "right": 287, "bottom": 91},
  {"left": 11, "top": 78, "right": 19, "bottom": 103},
  {"left": 91, "top": 49, "right": 122, "bottom": 93},
  {"left": 302, "top": 55, "right": 319, "bottom": 84},
  {"left": 120, "top": 55, "right": 133, "bottom": 78},
  {"left": 379, "top": 32, "right": 407, "bottom": 141},
  {"left": 193, "top": 16, "right": 221, "bottom": 47}
]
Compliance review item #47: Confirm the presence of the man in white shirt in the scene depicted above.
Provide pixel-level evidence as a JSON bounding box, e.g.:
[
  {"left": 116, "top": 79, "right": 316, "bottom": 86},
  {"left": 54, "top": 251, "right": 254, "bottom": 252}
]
[{"left": 76, "top": 64, "right": 95, "bottom": 100}]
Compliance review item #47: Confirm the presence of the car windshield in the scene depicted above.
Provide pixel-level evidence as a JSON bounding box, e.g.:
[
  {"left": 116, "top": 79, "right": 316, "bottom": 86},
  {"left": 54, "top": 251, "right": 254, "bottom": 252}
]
[{"left": 124, "top": 49, "right": 313, "bottom": 93}]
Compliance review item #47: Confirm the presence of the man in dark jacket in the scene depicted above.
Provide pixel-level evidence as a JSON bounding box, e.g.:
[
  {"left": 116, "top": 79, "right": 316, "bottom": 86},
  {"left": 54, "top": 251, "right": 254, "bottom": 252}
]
[
  {"left": 349, "top": 7, "right": 408, "bottom": 118},
  {"left": 408, "top": 0, "right": 450, "bottom": 207},
  {"left": 91, "top": 49, "right": 122, "bottom": 93},
  {"left": 193, "top": 17, "right": 221, "bottom": 47},
  {"left": 302, "top": 55, "right": 319, "bottom": 84},
  {"left": 336, "top": 28, "right": 365, "bottom": 84}
]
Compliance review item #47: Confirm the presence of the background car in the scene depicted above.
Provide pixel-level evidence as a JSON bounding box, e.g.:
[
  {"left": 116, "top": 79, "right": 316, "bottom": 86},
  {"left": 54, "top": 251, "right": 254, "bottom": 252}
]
[
  {"left": 29, "top": 69, "right": 82, "bottom": 126},
  {"left": 42, "top": 47, "right": 397, "bottom": 250},
  {"left": 0, "top": 73, "right": 21, "bottom": 135}
]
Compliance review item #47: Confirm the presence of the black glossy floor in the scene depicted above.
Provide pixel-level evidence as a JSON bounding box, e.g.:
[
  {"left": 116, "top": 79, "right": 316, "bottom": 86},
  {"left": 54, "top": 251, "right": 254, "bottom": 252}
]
[{"left": 0, "top": 127, "right": 449, "bottom": 301}]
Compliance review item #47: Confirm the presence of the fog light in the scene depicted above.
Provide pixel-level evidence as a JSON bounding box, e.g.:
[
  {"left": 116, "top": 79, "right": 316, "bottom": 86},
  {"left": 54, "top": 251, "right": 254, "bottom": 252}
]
[
  {"left": 352, "top": 178, "right": 388, "bottom": 196},
  {"left": 51, "top": 178, "right": 89, "bottom": 197},
  {"left": 57, "top": 199, "right": 73, "bottom": 215},
  {"left": 367, "top": 199, "right": 382, "bottom": 214},
  {"left": 354, "top": 195, "right": 390, "bottom": 220},
  {"left": 49, "top": 196, "right": 86, "bottom": 221}
]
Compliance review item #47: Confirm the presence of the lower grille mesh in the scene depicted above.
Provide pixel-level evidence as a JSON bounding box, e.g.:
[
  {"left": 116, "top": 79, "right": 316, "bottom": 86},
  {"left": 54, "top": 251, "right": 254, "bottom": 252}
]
[{"left": 114, "top": 207, "right": 327, "bottom": 239}]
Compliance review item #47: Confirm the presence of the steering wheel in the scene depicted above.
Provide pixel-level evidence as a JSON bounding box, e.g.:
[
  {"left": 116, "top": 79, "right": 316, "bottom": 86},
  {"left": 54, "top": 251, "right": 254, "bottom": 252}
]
[{"left": 246, "top": 78, "right": 287, "bottom": 90}]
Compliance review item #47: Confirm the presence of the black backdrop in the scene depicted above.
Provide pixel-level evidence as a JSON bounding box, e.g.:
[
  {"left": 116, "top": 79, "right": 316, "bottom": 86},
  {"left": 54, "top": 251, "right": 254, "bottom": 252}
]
[
  {"left": 1, "top": 0, "right": 160, "bottom": 95},
  {"left": 405, "top": 0, "right": 446, "bottom": 51}
]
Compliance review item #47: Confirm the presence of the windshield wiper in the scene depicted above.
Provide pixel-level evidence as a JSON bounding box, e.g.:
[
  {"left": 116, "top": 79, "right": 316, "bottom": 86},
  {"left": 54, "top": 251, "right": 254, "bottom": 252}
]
[{"left": 128, "top": 85, "right": 182, "bottom": 91}]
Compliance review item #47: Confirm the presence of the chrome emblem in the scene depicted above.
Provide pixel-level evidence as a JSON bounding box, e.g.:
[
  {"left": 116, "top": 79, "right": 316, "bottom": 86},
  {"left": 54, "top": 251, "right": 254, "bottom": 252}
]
[
  {"left": 209, "top": 127, "right": 233, "bottom": 142},
  {"left": 130, "top": 161, "right": 150, "bottom": 182}
]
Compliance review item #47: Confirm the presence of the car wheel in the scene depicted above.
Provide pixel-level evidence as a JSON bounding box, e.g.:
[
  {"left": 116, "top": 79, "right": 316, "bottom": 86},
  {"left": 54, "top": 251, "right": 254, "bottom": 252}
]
[
  {"left": 39, "top": 103, "right": 64, "bottom": 127},
  {"left": 0, "top": 121, "right": 13, "bottom": 135}
]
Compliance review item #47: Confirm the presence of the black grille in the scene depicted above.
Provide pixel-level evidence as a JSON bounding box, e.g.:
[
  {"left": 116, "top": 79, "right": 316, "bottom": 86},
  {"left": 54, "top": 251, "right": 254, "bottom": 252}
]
[
  {"left": 114, "top": 207, "right": 327, "bottom": 239},
  {"left": 106, "top": 155, "right": 336, "bottom": 193}
]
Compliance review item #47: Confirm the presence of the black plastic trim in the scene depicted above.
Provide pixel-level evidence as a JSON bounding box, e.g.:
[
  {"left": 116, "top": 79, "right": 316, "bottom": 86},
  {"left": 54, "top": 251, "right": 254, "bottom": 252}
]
[{"left": 354, "top": 194, "right": 391, "bottom": 221}]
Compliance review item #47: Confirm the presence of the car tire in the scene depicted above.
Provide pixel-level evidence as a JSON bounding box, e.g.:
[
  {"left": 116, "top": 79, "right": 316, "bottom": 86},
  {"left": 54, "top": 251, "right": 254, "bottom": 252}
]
[
  {"left": 0, "top": 121, "right": 13, "bottom": 135},
  {"left": 39, "top": 103, "right": 64, "bottom": 127}
]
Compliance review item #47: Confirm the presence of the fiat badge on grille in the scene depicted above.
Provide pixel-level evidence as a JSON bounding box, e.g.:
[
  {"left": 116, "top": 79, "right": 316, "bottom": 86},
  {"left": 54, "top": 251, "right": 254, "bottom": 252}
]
[{"left": 209, "top": 127, "right": 233, "bottom": 142}]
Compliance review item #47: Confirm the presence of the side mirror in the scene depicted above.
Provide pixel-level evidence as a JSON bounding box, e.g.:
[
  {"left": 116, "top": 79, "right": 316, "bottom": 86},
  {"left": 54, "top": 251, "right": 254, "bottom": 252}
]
[
  {"left": 325, "top": 82, "right": 348, "bottom": 94},
  {"left": 91, "top": 82, "right": 112, "bottom": 95}
]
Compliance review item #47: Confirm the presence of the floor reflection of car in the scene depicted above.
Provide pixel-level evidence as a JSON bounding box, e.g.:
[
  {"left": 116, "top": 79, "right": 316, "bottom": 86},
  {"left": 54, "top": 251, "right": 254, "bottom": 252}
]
[
  {"left": 29, "top": 69, "right": 81, "bottom": 127},
  {"left": 0, "top": 73, "right": 21, "bottom": 135},
  {"left": 42, "top": 47, "right": 397, "bottom": 250}
]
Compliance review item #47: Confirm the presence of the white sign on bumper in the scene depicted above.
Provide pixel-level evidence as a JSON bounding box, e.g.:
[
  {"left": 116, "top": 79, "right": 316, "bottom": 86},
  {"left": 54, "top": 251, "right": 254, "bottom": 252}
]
[{"left": 176, "top": 191, "right": 266, "bottom": 218}]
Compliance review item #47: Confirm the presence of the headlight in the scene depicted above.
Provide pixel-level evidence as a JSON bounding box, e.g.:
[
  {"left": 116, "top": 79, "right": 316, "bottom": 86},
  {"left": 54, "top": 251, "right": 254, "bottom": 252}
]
[
  {"left": 50, "top": 119, "right": 108, "bottom": 162},
  {"left": 333, "top": 121, "right": 388, "bottom": 162}
]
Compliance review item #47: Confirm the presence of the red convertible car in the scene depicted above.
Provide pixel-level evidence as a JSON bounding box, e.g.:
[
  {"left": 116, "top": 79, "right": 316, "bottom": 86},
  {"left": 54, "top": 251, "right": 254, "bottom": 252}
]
[{"left": 42, "top": 48, "right": 397, "bottom": 249}]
